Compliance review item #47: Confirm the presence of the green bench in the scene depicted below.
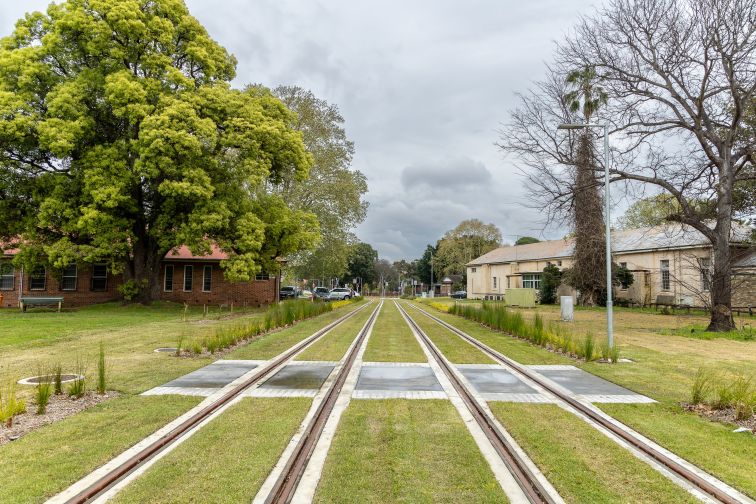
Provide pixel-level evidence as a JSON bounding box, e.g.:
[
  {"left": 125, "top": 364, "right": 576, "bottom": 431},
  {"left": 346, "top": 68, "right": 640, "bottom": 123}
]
[{"left": 19, "top": 296, "right": 64, "bottom": 312}]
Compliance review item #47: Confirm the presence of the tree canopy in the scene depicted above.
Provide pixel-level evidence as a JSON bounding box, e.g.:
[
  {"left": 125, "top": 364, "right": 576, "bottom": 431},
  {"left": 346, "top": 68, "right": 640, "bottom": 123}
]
[
  {"left": 271, "top": 86, "right": 368, "bottom": 283},
  {"left": 514, "top": 236, "right": 540, "bottom": 245},
  {"left": 345, "top": 242, "right": 378, "bottom": 286},
  {"left": 0, "top": 0, "right": 317, "bottom": 301},
  {"left": 435, "top": 219, "right": 501, "bottom": 277}
]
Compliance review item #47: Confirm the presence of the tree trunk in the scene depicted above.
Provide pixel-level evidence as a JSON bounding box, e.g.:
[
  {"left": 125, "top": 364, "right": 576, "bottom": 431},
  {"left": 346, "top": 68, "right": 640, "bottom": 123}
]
[
  {"left": 125, "top": 236, "right": 163, "bottom": 304},
  {"left": 707, "top": 162, "right": 736, "bottom": 332}
]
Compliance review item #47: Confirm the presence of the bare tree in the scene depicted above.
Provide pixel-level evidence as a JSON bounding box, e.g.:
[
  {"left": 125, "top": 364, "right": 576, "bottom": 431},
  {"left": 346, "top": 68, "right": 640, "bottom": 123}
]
[{"left": 504, "top": 0, "right": 754, "bottom": 330}]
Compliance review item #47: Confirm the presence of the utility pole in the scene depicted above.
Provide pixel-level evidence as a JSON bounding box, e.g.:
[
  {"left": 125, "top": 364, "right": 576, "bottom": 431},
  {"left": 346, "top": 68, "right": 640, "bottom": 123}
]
[{"left": 430, "top": 252, "right": 434, "bottom": 297}]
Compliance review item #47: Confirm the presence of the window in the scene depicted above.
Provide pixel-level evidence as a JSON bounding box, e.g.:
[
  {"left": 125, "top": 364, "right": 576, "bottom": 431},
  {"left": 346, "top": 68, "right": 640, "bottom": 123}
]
[
  {"left": 557, "top": 261, "right": 562, "bottom": 266},
  {"left": 493, "top": 277, "right": 497, "bottom": 289},
  {"left": 255, "top": 273, "right": 270, "bottom": 281},
  {"left": 91, "top": 264, "right": 107, "bottom": 291},
  {"left": 506, "top": 276, "right": 511, "bottom": 289},
  {"left": 61, "top": 264, "right": 77, "bottom": 291},
  {"left": 522, "top": 273, "right": 541, "bottom": 290},
  {"left": 30, "top": 265, "right": 46, "bottom": 290},
  {"left": 0, "top": 263, "right": 14, "bottom": 290},
  {"left": 618, "top": 262, "right": 630, "bottom": 289},
  {"left": 660, "top": 260, "right": 670, "bottom": 291},
  {"left": 699, "top": 258, "right": 711, "bottom": 291},
  {"left": 471, "top": 267, "right": 477, "bottom": 273},
  {"left": 202, "top": 265, "right": 212, "bottom": 292},
  {"left": 164, "top": 265, "right": 174, "bottom": 292},
  {"left": 183, "top": 265, "right": 193, "bottom": 292}
]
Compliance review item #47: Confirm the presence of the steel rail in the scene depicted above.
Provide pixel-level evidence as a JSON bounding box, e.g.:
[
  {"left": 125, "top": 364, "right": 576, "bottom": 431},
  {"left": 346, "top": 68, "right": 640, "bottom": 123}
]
[
  {"left": 409, "top": 302, "right": 747, "bottom": 504},
  {"left": 62, "top": 301, "right": 373, "bottom": 504},
  {"left": 264, "top": 301, "right": 383, "bottom": 504},
  {"left": 395, "top": 301, "right": 554, "bottom": 504}
]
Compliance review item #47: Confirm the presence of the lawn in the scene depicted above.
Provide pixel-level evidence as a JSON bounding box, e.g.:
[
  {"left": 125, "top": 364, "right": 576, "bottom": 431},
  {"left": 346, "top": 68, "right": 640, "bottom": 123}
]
[
  {"left": 314, "top": 399, "right": 507, "bottom": 503},
  {"left": 0, "top": 395, "right": 200, "bottom": 504},
  {"left": 113, "top": 398, "right": 311, "bottom": 504},
  {"left": 491, "top": 403, "right": 698, "bottom": 503},
  {"left": 363, "top": 301, "right": 426, "bottom": 362}
]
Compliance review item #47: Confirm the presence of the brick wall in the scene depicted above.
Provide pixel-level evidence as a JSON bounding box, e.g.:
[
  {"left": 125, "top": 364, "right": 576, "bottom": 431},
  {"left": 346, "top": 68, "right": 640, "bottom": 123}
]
[
  {"left": 0, "top": 259, "right": 276, "bottom": 308},
  {"left": 732, "top": 270, "right": 756, "bottom": 308}
]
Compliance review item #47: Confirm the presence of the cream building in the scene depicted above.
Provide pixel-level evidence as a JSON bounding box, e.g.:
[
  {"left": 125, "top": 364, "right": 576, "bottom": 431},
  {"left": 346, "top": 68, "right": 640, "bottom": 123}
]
[{"left": 466, "top": 224, "right": 755, "bottom": 308}]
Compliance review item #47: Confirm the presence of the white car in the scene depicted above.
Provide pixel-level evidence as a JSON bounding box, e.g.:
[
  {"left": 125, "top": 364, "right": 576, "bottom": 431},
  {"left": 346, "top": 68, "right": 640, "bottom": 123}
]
[{"left": 327, "top": 288, "right": 353, "bottom": 300}]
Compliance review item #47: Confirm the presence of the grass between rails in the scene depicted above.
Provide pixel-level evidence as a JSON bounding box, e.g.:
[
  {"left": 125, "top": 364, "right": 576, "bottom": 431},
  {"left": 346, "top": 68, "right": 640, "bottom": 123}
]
[
  {"left": 112, "top": 398, "right": 310, "bottom": 504},
  {"left": 490, "top": 403, "right": 698, "bottom": 504},
  {"left": 226, "top": 300, "right": 368, "bottom": 360},
  {"left": 294, "top": 305, "right": 376, "bottom": 361},
  {"left": 314, "top": 399, "right": 507, "bottom": 503},
  {"left": 0, "top": 395, "right": 200, "bottom": 504},
  {"left": 599, "top": 403, "right": 756, "bottom": 498},
  {"left": 406, "top": 309, "right": 495, "bottom": 364},
  {"left": 363, "top": 302, "right": 426, "bottom": 362}
]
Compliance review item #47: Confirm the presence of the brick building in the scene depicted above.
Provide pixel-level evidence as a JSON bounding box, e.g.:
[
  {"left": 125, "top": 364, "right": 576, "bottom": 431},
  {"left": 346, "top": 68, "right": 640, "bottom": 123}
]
[{"left": 0, "top": 244, "right": 277, "bottom": 308}]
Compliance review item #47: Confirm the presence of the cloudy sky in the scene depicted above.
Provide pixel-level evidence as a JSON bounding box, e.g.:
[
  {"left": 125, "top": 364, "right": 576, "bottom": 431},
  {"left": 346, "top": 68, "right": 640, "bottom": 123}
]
[{"left": 1, "top": 0, "right": 602, "bottom": 261}]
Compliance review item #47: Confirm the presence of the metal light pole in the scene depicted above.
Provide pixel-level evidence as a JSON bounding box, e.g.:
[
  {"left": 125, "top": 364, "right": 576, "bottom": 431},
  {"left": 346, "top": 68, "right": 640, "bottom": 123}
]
[{"left": 557, "top": 122, "right": 614, "bottom": 348}]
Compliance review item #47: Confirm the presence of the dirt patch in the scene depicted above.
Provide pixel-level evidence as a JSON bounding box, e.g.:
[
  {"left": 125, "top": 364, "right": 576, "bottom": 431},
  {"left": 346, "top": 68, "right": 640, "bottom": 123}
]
[
  {"left": 0, "top": 391, "right": 119, "bottom": 446},
  {"left": 683, "top": 403, "right": 755, "bottom": 433}
]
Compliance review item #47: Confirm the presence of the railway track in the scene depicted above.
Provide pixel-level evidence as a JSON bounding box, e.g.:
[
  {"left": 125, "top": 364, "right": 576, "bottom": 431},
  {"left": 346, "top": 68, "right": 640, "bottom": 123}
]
[
  {"left": 51, "top": 300, "right": 373, "bottom": 504},
  {"left": 395, "top": 301, "right": 558, "bottom": 504},
  {"left": 408, "top": 301, "right": 753, "bottom": 504},
  {"left": 262, "top": 300, "right": 383, "bottom": 504}
]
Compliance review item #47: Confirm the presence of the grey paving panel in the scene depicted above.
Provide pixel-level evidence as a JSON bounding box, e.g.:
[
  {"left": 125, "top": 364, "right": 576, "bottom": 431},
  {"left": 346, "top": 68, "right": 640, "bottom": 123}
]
[
  {"left": 356, "top": 365, "right": 443, "bottom": 392},
  {"left": 161, "top": 360, "right": 261, "bottom": 389},
  {"left": 260, "top": 364, "right": 335, "bottom": 390},
  {"left": 459, "top": 368, "right": 539, "bottom": 395},
  {"left": 536, "top": 367, "right": 638, "bottom": 396}
]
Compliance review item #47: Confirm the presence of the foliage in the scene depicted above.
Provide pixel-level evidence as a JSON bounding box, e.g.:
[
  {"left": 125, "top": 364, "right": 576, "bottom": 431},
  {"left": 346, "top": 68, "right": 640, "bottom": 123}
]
[
  {"left": 35, "top": 376, "right": 52, "bottom": 415},
  {"left": 614, "top": 263, "right": 634, "bottom": 290},
  {"left": 345, "top": 242, "right": 378, "bottom": 285},
  {"left": 617, "top": 195, "right": 684, "bottom": 229},
  {"left": 0, "top": 0, "right": 316, "bottom": 302},
  {"left": 68, "top": 360, "right": 86, "bottom": 399},
  {"left": 0, "top": 382, "right": 26, "bottom": 426},
  {"left": 97, "top": 341, "right": 107, "bottom": 395},
  {"left": 435, "top": 219, "right": 502, "bottom": 277},
  {"left": 690, "top": 367, "right": 712, "bottom": 405},
  {"left": 415, "top": 244, "right": 438, "bottom": 285},
  {"left": 539, "top": 264, "right": 562, "bottom": 304},
  {"left": 273, "top": 86, "right": 368, "bottom": 282},
  {"left": 514, "top": 236, "right": 540, "bottom": 245},
  {"left": 53, "top": 363, "right": 63, "bottom": 395}
]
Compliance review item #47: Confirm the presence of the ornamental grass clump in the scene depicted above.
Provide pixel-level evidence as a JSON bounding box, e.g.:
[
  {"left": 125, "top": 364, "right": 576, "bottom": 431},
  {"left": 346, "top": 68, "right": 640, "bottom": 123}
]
[
  {"left": 68, "top": 359, "right": 86, "bottom": 399},
  {"left": 35, "top": 377, "right": 52, "bottom": 415},
  {"left": 608, "top": 343, "right": 620, "bottom": 364},
  {"left": 690, "top": 367, "right": 712, "bottom": 405},
  {"left": 730, "top": 375, "right": 755, "bottom": 421},
  {"left": 0, "top": 382, "right": 26, "bottom": 427},
  {"left": 53, "top": 363, "right": 63, "bottom": 395},
  {"left": 97, "top": 342, "right": 107, "bottom": 395},
  {"left": 581, "top": 333, "right": 595, "bottom": 362}
]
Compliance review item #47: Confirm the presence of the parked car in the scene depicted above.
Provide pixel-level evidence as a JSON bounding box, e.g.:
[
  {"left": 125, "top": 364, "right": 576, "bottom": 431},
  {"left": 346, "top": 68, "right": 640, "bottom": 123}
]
[
  {"left": 313, "top": 287, "right": 330, "bottom": 300},
  {"left": 279, "top": 286, "right": 299, "bottom": 300},
  {"left": 450, "top": 290, "right": 467, "bottom": 299},
  {"left": 327, "top": 288, "right": 353, "bottom": 300}
]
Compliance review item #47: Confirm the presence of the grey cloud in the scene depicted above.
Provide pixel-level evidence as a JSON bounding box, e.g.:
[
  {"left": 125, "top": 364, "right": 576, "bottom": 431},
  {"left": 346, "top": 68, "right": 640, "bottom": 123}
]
[{"left": 401, "top": 158, "right": 492, "bottom": 191}]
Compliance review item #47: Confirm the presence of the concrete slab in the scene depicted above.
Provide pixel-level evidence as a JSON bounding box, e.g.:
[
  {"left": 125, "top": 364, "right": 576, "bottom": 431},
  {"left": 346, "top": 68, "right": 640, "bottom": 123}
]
[
  {"left": 260, "top": 363, "right": 335, "bottom": 390},
  {"left": 458, "top": 368, "right": 539, "bottom": 395},
  {"left": 355, "top": 364, "right": 443, "bottom": 392},
  {"left": 534, "top": 366, "right": 639, "bottom": 396},
  {"left": 159, "top": 360, "right": 263, "bottom": 389}
]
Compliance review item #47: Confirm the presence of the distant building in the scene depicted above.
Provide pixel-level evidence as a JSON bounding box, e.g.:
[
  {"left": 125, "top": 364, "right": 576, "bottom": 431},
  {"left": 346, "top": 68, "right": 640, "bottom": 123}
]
[
  {"left": 466, "top": 224, "right": 755, "bottom": 308},
  {"left": 0, "top": 243, "right": 277, "bottom": 308}
]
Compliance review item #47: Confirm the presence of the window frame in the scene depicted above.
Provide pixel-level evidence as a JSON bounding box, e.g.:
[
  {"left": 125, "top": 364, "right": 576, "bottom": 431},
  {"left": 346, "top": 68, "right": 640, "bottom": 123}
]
[
  {"left": 164, "top": 264, "right": 174, "bottom": 292},
  {"left": 471, "top": 267, "right": 477, "bottom": 273},
  {"left": 183, "top": 265, "right": 193, "bottom": 292},
  {"left": 522, "top": 273, "right": 541, "bottom": 290},
  {"left": 90, "top": 264, "right": 108, "bottom": 292},
  {"left": 660, "top": 260, "right": 670, "bottom": 291},
  {"left": 492, "top": 276, "right": 497, "bottom": 289},
  {"left": 699, "top": 258, "right": 711, "bottom": 292},
  {"left": 0, "top": 263, "right": 14, "bottom": 291},
  {"left": 202, "top": 265, "right": 212, "bottom": 292},
  {"left": 61, "top": 264, "right": 78, "bottom": 291},
  {"left": 30, "top": 265, "right": 46, "bottom": 291}
]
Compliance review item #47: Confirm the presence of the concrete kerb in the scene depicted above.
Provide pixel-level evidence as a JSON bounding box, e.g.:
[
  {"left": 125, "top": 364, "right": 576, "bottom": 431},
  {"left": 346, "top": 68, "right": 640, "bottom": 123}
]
[
  {"left": 396, "top": 301, "right": 562, "bottom": 504},
  {"left": 253, "top": 300, "right": 384, "bottom": 504},
  {"left": 409, "top": 302, "right": 755, "bottom": 504},
  {"left": 47, "top": 301, "right": 373, "bottom": 504}
]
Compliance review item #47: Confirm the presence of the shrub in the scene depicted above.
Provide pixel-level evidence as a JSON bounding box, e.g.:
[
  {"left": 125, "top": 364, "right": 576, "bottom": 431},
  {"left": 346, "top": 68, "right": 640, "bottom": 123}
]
[
  {"left": 690, "top": 367, "right": 712, "bottom": 405},
  {"left": 191, "top": 341, "right": 203, "bottom": 355},
  {"left": 730, "top": 375, "right": 754, "bottom": 420},
  {"left": 97, "top": 342, "right": 107, "bottom": 395},
  {"left": 0, "top": 382, "right": 27, "bottom": 427},
  {"left": 712, "top": 380, "right": 733, "bottom": 410},
  {"left": 36, "top": 378, "right": 52, "bottom": 415}
]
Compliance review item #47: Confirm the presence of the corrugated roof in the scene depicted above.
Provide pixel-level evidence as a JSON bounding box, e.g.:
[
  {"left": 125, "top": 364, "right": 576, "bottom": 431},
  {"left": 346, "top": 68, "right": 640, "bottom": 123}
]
[
  {"left": 468, "top": 224, "right": 753, "bottom": 266},
  {"left": 734, "top": 250, "right": 756, "bottom": 268}
]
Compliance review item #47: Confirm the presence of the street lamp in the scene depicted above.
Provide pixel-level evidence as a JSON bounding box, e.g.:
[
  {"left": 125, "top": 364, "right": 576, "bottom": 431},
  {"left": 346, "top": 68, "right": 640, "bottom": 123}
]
[{"left": 557, "top": 122, "right": 614, "bottom": 348}]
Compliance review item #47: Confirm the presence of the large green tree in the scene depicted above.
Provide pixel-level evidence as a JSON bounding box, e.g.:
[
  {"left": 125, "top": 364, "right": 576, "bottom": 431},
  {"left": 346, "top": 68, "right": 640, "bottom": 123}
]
[
  {"left": 271, "top": 86, "right": 368, "bottom": 282},
  {"left": 435, "top": 219, "right": 501, "bottom": 277},
  {"left": 0, "top": 0, "right": 317, "bottom": 302},
  {"left": 344, "top": 242, "right": 377, "bottom": 286}
]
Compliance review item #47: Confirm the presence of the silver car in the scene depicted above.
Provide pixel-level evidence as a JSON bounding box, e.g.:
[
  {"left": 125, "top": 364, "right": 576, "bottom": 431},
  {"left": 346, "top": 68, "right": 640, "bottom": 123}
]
[{"left": 327, "top": 288, "right": 353, "bottom": 300}]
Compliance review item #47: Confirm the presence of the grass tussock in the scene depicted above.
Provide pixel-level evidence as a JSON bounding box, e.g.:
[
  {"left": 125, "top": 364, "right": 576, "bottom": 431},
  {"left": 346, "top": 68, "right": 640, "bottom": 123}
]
[
  {"left": 0, "top": 382, "right": 26, "bottom": 426},
  {"left": 690, "top": 367, "right": 755, "bottom": 420},
  {"left": 447, "top": 301, "right": 617, "bottom": 363},
  {"left": 185, "top": 299, "right": 350, "bottom": 356}
]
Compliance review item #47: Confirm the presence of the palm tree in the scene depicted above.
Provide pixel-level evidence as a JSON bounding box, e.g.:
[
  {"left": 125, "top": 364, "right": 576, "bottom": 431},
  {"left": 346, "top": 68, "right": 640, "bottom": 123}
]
[{"left": 564, "top": 66, "right": 607, "bottom": 123}]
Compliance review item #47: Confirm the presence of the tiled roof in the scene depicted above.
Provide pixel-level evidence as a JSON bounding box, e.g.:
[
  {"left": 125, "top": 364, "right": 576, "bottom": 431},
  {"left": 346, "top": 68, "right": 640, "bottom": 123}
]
[
  {"left": 468, "top": 224, "right": 753, "bottom": 266},
  {"left": 734, "top": 250, "right": 756, "bottom": 268}
]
